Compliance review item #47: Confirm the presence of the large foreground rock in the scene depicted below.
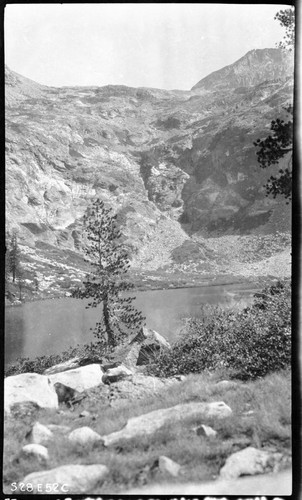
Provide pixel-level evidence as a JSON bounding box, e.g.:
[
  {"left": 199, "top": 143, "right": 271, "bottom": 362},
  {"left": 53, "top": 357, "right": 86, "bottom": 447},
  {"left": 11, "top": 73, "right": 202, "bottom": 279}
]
[
  {"left": 68, "top": 427, "right": 102, "bottom": 446},
  {"left": 102, "top": 401, "right": 231, "bottom": 446},
  {"left": 48, "top": 364, "right": 104, "bottom": 392},
  {"left": 123, "top": 468, "right": 292, "bottom": 496},
  {"left": 20, "top": 444, "right": 49, "bottom": 462},
  {"left": 219, "top": 446, "right": 283, "bottom": 480},
  {"left": 27, "top": 422, "right": 54, "bottom": 445},
  {"left": 4, "top": 373, "right": 58, "bottom": 414},
  {"left": 19, "top": 464, "right": 109, "bottom": 494}
]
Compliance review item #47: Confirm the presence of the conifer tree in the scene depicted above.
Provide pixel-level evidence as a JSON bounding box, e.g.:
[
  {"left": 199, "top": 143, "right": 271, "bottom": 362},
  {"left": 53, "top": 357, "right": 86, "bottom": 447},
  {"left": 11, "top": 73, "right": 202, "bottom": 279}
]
[
  {"left": 76, "top": 198, "right": 145, "bottom": 349},
  {"left": 16, "top": 266, "right": 24, "bottom": 301},
  {"left": 254, "top": 7, "right": 294, "bottom": 201},
  {"left": 8, "top": 230, "right": 21, "bottom": 283}
]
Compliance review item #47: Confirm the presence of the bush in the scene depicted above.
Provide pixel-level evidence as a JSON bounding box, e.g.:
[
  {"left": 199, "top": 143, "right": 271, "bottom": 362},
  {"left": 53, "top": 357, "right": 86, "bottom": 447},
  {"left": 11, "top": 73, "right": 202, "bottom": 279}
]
[
  {"left": 5, "top": 341, "right": 112, "bottom": 377},
  {"left": 147, "top": 280, "right": 291, "bottom": 380}
]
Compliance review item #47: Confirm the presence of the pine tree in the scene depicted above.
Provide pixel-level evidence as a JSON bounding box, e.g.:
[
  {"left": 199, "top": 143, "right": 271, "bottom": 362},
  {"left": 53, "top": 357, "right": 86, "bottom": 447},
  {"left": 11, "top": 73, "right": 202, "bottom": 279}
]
[
  {"left": 254, "top": 7, "right": 294, "bottom": 201},
  {"left": 76, "top": 198, "right": 145, "bottom": 350},
  {"left": 16, "top": 266, "right": 24, "bottom": 301},
  {"left": 253, "top": 105, "right": 293, "bottom": 202},
  {"left": 9, "top": 231, "right": 21, "bottom": 283}
]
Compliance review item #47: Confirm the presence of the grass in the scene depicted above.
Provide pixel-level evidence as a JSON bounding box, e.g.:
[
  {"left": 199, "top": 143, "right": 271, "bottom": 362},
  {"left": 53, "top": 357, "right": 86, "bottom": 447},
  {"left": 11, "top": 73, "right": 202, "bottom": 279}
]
[{"left": 3, "top": 368, "right": 291, "bottom": 494}]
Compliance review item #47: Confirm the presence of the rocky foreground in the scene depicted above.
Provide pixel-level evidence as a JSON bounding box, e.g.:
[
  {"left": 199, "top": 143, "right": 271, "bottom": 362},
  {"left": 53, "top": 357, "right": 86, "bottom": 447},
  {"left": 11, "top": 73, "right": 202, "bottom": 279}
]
[{"left": 4, "top": 328, "right": 291, "bottom": 495}]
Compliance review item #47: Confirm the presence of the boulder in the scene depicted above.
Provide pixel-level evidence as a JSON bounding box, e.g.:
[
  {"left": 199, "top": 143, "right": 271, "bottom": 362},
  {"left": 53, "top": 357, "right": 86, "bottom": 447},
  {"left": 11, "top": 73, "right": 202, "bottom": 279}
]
[
  {"left": 68, "top": 427, "right": 102, "bottom": 446},
  {"left": 219, "top": 446, "right": 283, "bottom": 480},
  {"left": 133, "top": 327, "right": 171, "bottom": 366},
  {"left": 123, "top": 342, "right": 141, "bottom": 368},
  {"left": 102, "top": 364, "right": 133, "bottom": 384},
  {"left": 19, "top": 464, "right": 109, "bottom": 494},
  {"left": 158, "top": 456, "right": 182, "bottom": 477},
  {"left": 48, "top": 364, "right": 104, "bottom": 392},
  {"left": 20, "top": 444, "right": 49, "bottom": 462},
  {"left": 27, "top": 422, "right": 54, "bottom": 445},
  {"left": 4, "top": 373, "right": 58, "bottom": 414},
  {"left": 130, "top": 327, "right": 171, "bottom": 366},
  {"left": 195, "top": 424, "right": 217, "bottom": 437},
  {"left": 43, "top": 357, "right": 81, "bottom": 375},
  {"left": 102, "top": 401, "right": 232, "bottom": 446}
]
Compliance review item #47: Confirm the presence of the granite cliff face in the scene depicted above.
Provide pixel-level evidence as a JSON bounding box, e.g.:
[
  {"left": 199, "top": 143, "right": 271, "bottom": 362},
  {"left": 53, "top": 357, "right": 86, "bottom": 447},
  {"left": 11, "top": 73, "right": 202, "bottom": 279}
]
[{"left": 5, "top": 48, "right": 293, "bottom": 271}]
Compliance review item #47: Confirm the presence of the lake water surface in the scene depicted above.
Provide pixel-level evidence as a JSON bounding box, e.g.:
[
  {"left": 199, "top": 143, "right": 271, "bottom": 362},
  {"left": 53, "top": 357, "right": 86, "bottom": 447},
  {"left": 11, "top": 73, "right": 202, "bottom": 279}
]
[{"left": 5, "top": 283, "right": 259, "bottom": 366}]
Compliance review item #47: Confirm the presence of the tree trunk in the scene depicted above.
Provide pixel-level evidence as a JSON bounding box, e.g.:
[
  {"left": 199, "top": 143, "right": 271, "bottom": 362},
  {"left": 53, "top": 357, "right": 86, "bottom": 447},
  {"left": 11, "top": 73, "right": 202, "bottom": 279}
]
[{"left": 103, "top": 294, "right": 116, "bottom": 348}]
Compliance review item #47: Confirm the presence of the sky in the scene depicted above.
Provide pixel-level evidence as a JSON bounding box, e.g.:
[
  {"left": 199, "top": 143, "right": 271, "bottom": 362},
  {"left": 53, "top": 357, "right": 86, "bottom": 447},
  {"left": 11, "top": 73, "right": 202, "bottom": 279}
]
[{"left": 4, "top": 3, "right": 292, "bottom": 90}]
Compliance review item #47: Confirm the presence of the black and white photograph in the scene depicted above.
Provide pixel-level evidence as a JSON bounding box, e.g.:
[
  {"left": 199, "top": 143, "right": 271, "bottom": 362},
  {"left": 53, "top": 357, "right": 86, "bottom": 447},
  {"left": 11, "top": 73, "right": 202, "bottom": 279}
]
[{"left": 4, "top": 3, "right": 294, "bottom": 496}]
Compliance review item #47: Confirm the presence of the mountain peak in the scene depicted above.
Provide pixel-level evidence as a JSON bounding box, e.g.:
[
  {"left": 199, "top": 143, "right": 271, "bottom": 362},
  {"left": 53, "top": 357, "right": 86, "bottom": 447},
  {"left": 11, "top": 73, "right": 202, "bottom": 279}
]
[{"left": 191, "top": 48, "right": 294, "bottom": 91}]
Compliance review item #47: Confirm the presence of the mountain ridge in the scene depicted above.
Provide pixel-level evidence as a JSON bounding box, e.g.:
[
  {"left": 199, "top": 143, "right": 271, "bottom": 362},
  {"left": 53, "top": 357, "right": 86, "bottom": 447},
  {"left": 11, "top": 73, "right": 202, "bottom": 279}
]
[
  {"left": 5, "top": 48, "right": 292, "bottom": 275},
  {"left": 191, "top": 48, "right": 293, "bottom": 91}
]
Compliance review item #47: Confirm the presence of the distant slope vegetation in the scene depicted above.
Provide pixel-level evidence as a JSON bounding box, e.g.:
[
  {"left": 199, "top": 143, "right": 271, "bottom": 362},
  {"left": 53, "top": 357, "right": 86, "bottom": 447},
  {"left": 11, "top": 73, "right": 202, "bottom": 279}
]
[{"left": 5, "top": 48, "right": 293, "bottom": 270}]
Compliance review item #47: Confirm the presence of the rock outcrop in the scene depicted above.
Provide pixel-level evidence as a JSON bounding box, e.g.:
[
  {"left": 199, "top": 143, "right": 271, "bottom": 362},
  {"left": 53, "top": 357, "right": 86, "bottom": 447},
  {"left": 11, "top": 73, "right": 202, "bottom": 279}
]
[
  {"left": 48, "top": 364, "right": 104, "bottom": 392},
  {"left": 4, "top": 373, "right": 58, "bottom": 414},
  {"left": 219, "top": 446, "right": 283, "bottom": 480},
  {"left": 123, "top": 327, "right": 171, "bottom": 367},
  {"left": 102, "top": 401, "right": 232, "bottom": 446}
]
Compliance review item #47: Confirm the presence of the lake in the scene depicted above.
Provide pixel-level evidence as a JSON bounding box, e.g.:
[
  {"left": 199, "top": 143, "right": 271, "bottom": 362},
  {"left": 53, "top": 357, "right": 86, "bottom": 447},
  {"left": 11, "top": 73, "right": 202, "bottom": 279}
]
[{"left": 5, "top": 283, "right": 259, "bottom": 366}]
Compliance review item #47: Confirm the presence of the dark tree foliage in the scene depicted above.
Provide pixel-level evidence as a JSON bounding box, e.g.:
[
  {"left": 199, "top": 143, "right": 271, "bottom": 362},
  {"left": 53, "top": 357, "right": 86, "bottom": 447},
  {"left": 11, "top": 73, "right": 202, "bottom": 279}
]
[
  {"left": 254, "top": 106, "right": 293, "bottom": 202},
  {"left": 16, "top": 267, "right": 24, "bottom": 301},
  {"left": 8, "top": 230, "right": 21, "bottom": 283},
  {"left": 75, "top": 198, "right": 145, "bottom": 349},
  {"left": 275, "top": 8, "right": 295, "bottom": 50},
  {"left": 254, "top": 7, "right": 294, "bottom": 202}
]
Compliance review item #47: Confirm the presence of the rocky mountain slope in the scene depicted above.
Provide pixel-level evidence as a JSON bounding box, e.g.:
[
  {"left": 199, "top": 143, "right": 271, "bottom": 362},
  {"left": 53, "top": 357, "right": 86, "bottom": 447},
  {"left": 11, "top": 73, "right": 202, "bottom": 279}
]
[
  {"left": 5, "top": 48, "right": 293, "bottom": 277},
  {"left": 192, "top": 48, "right": 293, "bottom": 90}
]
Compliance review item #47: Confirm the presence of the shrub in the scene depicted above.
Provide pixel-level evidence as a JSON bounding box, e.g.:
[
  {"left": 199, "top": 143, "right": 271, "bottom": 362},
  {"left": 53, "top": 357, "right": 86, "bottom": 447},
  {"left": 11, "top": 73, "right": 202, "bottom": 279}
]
[
  {"left": 147, "top": 280, "right": 291, "bottom": 380},
  {"left": 5, "top": 341, "right": 111, "bottom": 377}
]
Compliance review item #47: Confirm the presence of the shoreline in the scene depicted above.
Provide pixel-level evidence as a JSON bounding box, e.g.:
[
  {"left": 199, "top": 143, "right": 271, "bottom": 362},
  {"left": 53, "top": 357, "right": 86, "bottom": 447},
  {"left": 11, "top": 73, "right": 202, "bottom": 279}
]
[{"left": 5, "top": 274, "right": 271, "bottom": 308}]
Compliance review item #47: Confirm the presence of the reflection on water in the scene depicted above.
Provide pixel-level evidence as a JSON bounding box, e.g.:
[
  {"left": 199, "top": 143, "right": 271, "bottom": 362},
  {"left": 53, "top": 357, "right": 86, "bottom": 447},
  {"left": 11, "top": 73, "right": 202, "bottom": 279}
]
[{"left": 5, "top": 284, "right": 258, "bottom": 366}]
